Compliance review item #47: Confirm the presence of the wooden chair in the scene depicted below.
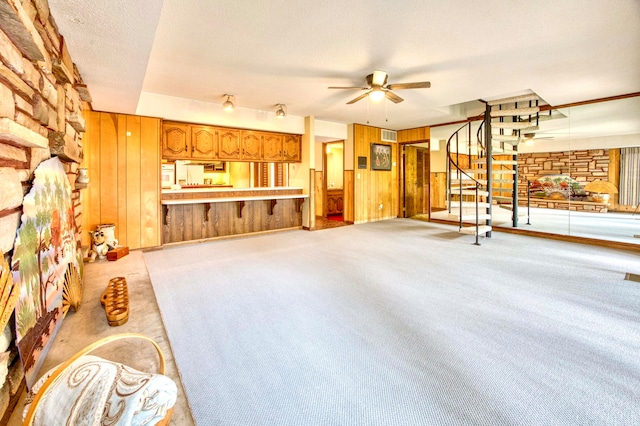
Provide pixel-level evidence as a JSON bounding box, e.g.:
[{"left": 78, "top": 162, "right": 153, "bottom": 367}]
[{"left": 23, "top": 333, "right": 177, "bottom": 425}]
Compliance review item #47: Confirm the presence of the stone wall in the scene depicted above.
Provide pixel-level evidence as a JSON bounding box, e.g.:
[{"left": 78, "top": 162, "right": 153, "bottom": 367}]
[
  {"left": 517, "top": 149, "right": 610, "bottom": 203},
  {"left": 0, "top": 0, "right": 89, "bottom": 420}
]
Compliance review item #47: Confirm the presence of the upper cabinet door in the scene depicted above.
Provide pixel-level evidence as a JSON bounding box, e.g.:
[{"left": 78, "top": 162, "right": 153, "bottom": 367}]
[
  {"left": 241, "top": 131, "right": 262, "bottom": 160},
  {"left": 191, "top": 126, "right": 217, "bottom": 159},
  {"left": 162, "top": 123, "right": 190, "bottom": 159},
  {"left": 218, "top": 128, "right": 241, "bottom": 160},
  {"left": 263, "top": 133, "right": 283, "bottom": 161},
  {"left": 283, "top": 134, "right": 302, "bottom": 162}
]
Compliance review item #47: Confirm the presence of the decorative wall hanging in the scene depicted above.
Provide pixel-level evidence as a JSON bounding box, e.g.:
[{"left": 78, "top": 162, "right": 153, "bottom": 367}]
[
  {"left": 371, "top": 143, "right": 392, "bottom": 171},
  {"left": 11, "top": 157, "right": 82, "bottom": 388}
]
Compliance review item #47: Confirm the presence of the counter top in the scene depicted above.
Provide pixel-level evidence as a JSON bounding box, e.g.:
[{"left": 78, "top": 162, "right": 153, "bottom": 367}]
[
  {"left": 162, "top": 194, "right": 308, "bottom": 205},
  {"left": 162, "top": 186, "right": 304, "bottom": 194}
]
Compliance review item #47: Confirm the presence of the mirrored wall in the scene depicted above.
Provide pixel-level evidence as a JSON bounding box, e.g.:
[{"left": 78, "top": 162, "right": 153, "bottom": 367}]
[{"left": 429, "top": 95, "right": 640, "bottom": 246}]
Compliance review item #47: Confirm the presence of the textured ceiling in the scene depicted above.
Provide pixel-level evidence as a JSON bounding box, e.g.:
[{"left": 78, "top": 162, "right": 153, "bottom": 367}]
[{"left": 48, "top": 0, "right": 640, "bottom": 132}]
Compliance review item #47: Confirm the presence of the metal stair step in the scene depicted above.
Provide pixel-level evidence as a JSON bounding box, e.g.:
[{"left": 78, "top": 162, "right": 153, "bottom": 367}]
[
  {"left": 492, "top": 188, "right": 514, "bottom": 193},
  {"left": 450, "top": 185, "right": 479, "bottom": 190},
  {"left": 456, "top": 190, "right": 490, "bottom": 197},
  {"left": 470, "top": 158, "right": 518, "bottom": 166},
  {"left": 492, "top": 169, "right": 516, "bottom": 175},
  {"left": 490, "top": 106, "right": 540, "bottom": 117},
  {"left": 494, "top": 139, "right": 520, "bottom": 146},
  {"left": 449, "top": 201, "right": 491, "bottom": 208},
  {"left": 459, "top": 225, "right": 492, "bottom": 236},
  {"left": 448, "top": 213, "right": 492, "bottom": 221},
  {"left": 491, "top": 134, "right": 520, "bottom": 142},
  {"left": 451, "top": 178, "right": 487, "bottom": 185},
  {"left": 492, "top": 122, "right": 539, "bottom": 131},
  {"left": 492, "top": 195, "right": 513, "bottom": 201},
  {"left": 461, "top": 168, "right": 487, "bottom": 175},
  {"left": 491, "top": 146, "right": 517, "bottom": 155},
  {"left": 487, "top": 94, "right": 540, "bottom": 106}
]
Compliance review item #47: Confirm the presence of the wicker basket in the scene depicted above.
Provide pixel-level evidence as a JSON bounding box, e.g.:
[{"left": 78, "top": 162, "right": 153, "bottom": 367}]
[{"left": 23, "top": 333, "right": 175, "bottom": 425}]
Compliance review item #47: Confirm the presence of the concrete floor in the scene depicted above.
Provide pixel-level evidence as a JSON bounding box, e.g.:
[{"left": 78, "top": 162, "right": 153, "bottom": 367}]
[{"left": 8, "top": 250, "right": 195, "bottom": 425}]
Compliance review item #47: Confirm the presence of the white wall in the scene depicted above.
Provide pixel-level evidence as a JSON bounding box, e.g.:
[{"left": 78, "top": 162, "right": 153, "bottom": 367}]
[
  {"left": 518, "top": 133, "right": 640, "bottom": 153},
  {"left": 136, "top": 92, "right": 348, "bottom": 140},
  {"left": 430, "top": 140, "right": 448, "bottom": 173},
  {"left": 327, "top": 146, "right": 344, "bottom": 188}
]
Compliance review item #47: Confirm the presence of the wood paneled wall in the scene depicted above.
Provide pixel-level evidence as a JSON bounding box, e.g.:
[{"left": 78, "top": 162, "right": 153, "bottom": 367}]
[
  {"left": 343, "top": 170, "right": 354, "bottom": 223},
  {"left": 314, "top": 170, "right": 323, "bottom": 215},
  {"left": 352, "top": 124, "right": 398, "bottom": 223},
  {"left": 397, "top": 127, "right": 429, "bottom": 143},
  {"left": 84, "top": 112, "right": 161, "bottom": 249},
  {"left": 430, "top": 172, "right": 447, "bottom": 209}
]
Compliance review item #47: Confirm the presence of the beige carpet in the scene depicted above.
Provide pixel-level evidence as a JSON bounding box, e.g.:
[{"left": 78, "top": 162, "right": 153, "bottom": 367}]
[{"left": 145, "top": 219, "right": 640, "bottom": 425}]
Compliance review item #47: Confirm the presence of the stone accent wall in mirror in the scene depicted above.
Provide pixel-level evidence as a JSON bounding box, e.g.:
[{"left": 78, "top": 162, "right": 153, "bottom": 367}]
[{"left": 508, "top": 95, "right": 640, "bottom": 245}]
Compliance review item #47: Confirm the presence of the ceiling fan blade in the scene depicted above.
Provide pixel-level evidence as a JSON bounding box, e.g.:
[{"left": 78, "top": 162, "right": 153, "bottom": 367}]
[
  {"left": 328, "top": 86, "right": 369, "bottom": 90},
  {"left": 385, "top": 91, "right": 404, "bottom": 103},
  {"left": 371, "top": 70, "right": 387, "bottom": 87},
  {"left": 347, "top": 91, "right": 371, "bottom": 104},
  {"left": 386, "top": 81, "right": 431, "bottom": 90}
]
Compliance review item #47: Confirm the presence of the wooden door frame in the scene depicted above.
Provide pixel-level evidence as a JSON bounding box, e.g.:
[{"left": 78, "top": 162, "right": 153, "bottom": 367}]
[
  {"left": 322, "top": 142, "right": 328, "bottom": 217},
  {"left": 323, "top": 141, "right": 345, "bottom": 218},
  {"left": 399, "top": 140, "right": 431, "bottom": 218}
]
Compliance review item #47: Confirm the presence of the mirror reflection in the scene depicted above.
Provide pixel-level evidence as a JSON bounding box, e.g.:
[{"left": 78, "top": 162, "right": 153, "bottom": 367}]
[{"left": 429, "top": 95, "right": 640, "bottom": 245}]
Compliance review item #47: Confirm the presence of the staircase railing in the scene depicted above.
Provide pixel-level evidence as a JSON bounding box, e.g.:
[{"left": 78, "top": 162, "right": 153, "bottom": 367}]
[
  {"left": 446, "top": 121, "right": 485, "bottom": 243},
  {"left": 445, "top": 97, "right": 540, "bottom": 240}
]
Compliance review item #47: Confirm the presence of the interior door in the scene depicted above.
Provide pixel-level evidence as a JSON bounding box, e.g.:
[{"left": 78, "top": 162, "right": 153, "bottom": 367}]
[{"left": 403, "top": 146, "right": 430, "bottom": 217}]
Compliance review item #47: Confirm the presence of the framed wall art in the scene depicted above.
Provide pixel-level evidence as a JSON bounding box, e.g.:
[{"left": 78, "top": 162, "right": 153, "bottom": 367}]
[{"left": 371, "top": 143, "right": 392, "bottom": 171}]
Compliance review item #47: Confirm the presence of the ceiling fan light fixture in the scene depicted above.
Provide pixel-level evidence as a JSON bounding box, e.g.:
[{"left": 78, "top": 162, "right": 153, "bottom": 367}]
[
  {"left": 369, "top": 88, "right": 385, "bottom": 102},
  {"left": 223, "top": 94, "right": 235, "bottom": 111},
  {"left": 275, "top": 104, "right": 286, "bottom": 118},
  {"left": 330, "top": 70, "right": 429, "bottom": 105}
]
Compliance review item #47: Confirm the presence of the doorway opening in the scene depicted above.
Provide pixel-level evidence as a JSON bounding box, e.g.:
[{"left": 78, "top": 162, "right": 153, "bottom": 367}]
[
  {"left": 401, "top": 143, "right": 431, "bottom": 219},
  {"left": 322, "top": 141, "right": 345, "bottom": 224}
]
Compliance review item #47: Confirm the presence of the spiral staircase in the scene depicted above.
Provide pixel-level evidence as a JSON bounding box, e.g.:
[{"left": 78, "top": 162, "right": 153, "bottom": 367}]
[{"left": 446, "top": 94, "right": 542, "bottom": 244}]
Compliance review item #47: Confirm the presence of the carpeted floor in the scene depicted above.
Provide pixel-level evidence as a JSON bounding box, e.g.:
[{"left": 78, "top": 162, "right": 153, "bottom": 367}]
[{"left": 144, "top": 219, "right": 640, "bottom": 425}]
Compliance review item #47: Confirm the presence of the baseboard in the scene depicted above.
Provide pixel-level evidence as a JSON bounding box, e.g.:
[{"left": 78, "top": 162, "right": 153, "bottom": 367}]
[
  {"left": 429, "top": 218, "right": 640, "bottom": 253},
  {"left": 159, "top": 226, "right": 303, "bottom": 247}
]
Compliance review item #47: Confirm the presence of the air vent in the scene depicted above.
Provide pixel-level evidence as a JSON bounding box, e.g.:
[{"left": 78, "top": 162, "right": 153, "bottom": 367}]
[{"left": 381, "top": 129, "right": 397, "bottom": 142}]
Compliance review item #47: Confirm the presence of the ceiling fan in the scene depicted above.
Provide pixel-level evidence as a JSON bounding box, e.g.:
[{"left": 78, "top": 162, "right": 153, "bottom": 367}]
[
  {"left": 522, "top": 132, "right": 554, "bottom": 144},
  {"left": 328, "top": 70, "right": 431, "bottom": 104}
]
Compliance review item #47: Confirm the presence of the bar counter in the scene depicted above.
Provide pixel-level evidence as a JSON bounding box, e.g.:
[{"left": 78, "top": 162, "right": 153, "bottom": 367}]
[{"left": 161, "top": 187, "right": 308, "bottom": 244}]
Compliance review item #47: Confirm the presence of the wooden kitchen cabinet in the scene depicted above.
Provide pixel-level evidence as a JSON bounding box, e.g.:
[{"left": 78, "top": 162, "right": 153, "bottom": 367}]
[
  {"left": 162, "top": 122, "right": 190, "bottom": 159},
  {"left": 283, "top": 134, "right": 301, "bottom": 162},
  {"left": 191, "top": 125, "right": 217, "bottom": 159},
  {"left": 161, "top": 121, "right": 301, "bottom": 163},
  {"left": 217, "top": 128, "right": 241, "bottom": 160},
  {"left": 241, "top": 130, "right": 262, "bottom": 160},
  {"left": 263, "top": 132, "right": 284, "bottom": 161}
]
